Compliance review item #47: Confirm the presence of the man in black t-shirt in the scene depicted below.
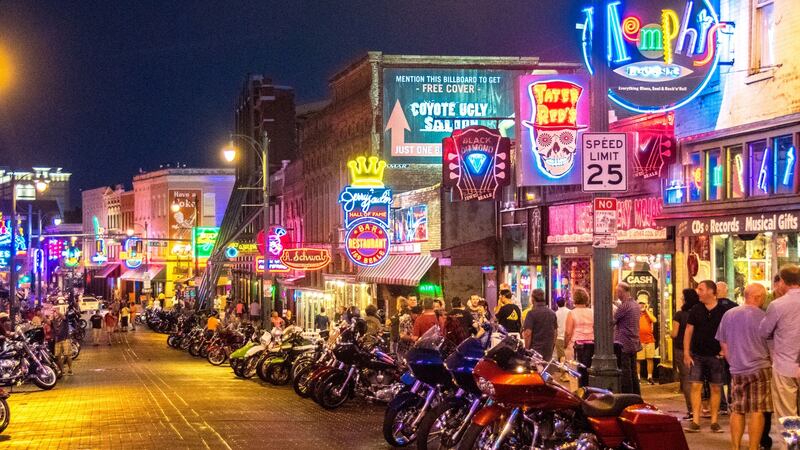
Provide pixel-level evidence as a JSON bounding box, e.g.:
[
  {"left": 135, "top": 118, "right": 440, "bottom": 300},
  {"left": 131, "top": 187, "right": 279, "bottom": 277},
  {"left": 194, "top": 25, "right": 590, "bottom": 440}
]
[
  {"left": 683, "top": 280, "right": 726, "bottom": 434},
  {"left": 495, "top": 290, "right": 521, "bottom": 334},
  {"left": 90, "top": 310, "right": 103, "bottom": 346}
]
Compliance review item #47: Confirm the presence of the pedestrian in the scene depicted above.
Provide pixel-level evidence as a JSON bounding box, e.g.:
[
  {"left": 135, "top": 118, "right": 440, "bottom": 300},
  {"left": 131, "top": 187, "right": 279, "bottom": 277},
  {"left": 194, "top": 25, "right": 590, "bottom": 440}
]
[
  {"left": 284, "top": 309, "right": 295, "bottom": 327},
  {"left": 334, "top": 305, "right": 345, "bottom": 324},
  {"left": 554, "top": 297, "right": 570, "bottom": 374},
  {"left": 249, "top": 300, "right": 261, "bottom": 328},
  {"left": 314, "top": 307, "right": 330, "bottom": 332},
  {"left": 522, "top": 288, "right": 557, "bottom": 361},
  {"left": 53, "top": 311, "right": 73, "bottom": 375},
  {"left": 104, "top": 310, "right": 117, "bottom": 345},
  {"left": 412, "top": 298, "right": 442, "bottom": 341},
  {"left": 90, "top": 310, "right": 103, "bottom": 346},
  {"left": 364, "top": 304, "right": 382, "bottom": 338},
  {"left": 759, "top": 265, "right": 800, "bottom": 420},
  {"left": 445, "top": 297, "right": 474, "bottom": 337},
  {"left": 671, "top": 288, "right": 701, "bottom": 421},
  {"left": 637, "top": 297, "right": 658, "bottom": 385},
  {"left": 717, "top": 281, "right": 737, "bottom": 414},
  {"left": 120, "top": 303, "right": 130, "bottom": 332},
  {"left": 495, "top": 289, "right": 522, "bottom": 336},
  {"left": 613, "top": 282, "right": 641, "bottom": 395},
  {"left": 683, "top": 280, "right": 726, "bottom": 434},
  {"left": 388, "top": 297, "right": 409, "bottom": 353},
  {"left": 466, "top": 295, "right": 483, "bottom": 325},
  {"left": 130, "top": 302, "right": 138, "bottom": 331},
  {"left": 565, "top": 287, "right": 593, "bottom": 387},
  {"left": 269, "top": 311, "right": 284, "bottom": 331},
  {"left": 236, "top": 300, "right": 244, "bottom": 318},
  {"left": 397, "top": 305, "right": 421, "bottom": 360},
  {"left": 433, "top": 299, "right": 444, "bottom": 314},
  {"left": 716, "top": 283, "right": 772, "bottom": 450}
]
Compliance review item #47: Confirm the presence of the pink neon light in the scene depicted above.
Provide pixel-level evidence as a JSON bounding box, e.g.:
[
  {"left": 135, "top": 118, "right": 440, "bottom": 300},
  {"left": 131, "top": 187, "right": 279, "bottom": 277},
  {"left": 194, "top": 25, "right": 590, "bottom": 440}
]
[
  {"left": 694, "top": 23, "right": 723, "bottom": 67},
  {"left": 622, "top": 16, "right": 641, "bottom": 42}
]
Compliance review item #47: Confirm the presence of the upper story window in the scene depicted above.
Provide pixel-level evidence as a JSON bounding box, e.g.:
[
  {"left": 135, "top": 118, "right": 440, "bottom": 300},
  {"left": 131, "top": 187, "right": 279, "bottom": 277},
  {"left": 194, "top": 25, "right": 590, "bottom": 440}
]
[
  {"left": 750, "top": 0, "right": 776, "bottom": 73},
  {"left": 749, "top": 139, "right": 771, "bottom": 196},
  {"left": 706, "top": 149, "right": 724, "bottom": 201}
]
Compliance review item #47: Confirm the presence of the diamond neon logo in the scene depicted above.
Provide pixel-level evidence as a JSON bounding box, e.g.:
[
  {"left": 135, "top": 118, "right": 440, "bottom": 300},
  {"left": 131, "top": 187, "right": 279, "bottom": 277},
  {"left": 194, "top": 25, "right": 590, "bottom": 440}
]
[{"left": 465, "top": 152, "right": 489, "bottom": 175}]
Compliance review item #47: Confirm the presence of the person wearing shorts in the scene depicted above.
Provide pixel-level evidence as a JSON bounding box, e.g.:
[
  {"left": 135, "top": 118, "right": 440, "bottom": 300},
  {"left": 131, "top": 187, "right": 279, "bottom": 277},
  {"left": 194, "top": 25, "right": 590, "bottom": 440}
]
[
  {"left": 53, "top": 312, "right": 73, "bottom": 375},
  {"left": 683, "top": 280, "right": 726, "bottom": 433},
  {"left": 636, "top": 296, "right": 658, "bottom": 385},
  {"left": 717, "top": 284, "right": 772, "bottom": 450}
]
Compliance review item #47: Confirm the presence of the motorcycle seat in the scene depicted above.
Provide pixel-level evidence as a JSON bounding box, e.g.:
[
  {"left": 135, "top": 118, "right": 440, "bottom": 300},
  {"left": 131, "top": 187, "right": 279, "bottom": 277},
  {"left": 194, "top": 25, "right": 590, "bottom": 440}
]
[{"left": 582, "top": 393, "right": 644, "bottom": 418}]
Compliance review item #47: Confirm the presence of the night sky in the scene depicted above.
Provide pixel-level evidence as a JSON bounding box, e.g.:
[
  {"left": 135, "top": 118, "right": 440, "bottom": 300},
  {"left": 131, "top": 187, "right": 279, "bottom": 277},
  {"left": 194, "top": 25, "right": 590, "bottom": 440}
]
[{"left": 0, "top": 0, "right": 583, "bottom": 206}]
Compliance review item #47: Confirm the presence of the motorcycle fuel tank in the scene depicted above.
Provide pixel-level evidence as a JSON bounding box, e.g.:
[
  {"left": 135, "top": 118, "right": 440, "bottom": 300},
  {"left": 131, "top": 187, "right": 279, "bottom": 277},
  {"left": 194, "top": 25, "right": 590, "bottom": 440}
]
[{"left": 618, "top": 404, "right": 689, "bottom": 450}]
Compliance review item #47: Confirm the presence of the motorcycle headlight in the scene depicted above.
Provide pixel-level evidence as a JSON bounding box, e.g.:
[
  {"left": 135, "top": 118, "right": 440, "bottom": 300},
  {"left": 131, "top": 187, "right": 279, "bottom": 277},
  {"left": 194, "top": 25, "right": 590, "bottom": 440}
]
[{"left": 476, "top": 376, "right": 495, "bottom": 397}]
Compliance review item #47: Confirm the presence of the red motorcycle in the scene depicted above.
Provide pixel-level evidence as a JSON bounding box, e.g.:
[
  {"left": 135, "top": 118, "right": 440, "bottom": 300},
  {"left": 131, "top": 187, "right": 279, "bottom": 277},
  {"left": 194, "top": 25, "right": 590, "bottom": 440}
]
[{"left": 459, "top": 337, "right": 688, "bottom": 450}]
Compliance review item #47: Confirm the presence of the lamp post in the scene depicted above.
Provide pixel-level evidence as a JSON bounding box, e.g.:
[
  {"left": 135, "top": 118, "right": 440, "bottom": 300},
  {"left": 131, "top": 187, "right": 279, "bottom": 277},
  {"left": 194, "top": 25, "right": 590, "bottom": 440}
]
[{"left": 222, "top": 131, "right": 270, "bottom": 316}]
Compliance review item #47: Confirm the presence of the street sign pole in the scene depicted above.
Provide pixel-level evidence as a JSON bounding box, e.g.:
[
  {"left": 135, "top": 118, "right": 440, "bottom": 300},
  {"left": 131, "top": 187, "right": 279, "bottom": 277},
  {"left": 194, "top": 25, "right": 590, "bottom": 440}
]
[{"left": 587, "top": 0, "right": 621, "bottom": 392}]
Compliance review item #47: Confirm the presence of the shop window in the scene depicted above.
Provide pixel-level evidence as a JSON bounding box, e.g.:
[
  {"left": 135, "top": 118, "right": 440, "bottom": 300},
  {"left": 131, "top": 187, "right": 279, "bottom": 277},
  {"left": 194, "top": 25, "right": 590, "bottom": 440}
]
[
  {"left": 706, "top": 148, "right": 724, "bottom": 201},
  {"left": 733, "top": 234, "right": 771, "bottom": 302},
  {"left": 727, "top": 145, "right": 745, "bottom": 199},
  {"left": 713, "top": 235, "right": 728, "bottom": 284},
  {"left": 663, "top": 163, "right": 685, "bottom": 205},
  {"left": 749, "top": 140, "right": 771, "bottom": 196},
  {"left": 776, "top": 233, "right": 799, "bottom": 268},
  {"left": 750, "top": 0, "right": 776, "bottom": 73},
  {"left": 687, "top": 152, "right": 703, "bottom": 202},
  {"left": 773, "top": 135, "right": 796, "bottom": 194},
  {"left": 502, "top": 224, "right": 527, "bottom": 262}
]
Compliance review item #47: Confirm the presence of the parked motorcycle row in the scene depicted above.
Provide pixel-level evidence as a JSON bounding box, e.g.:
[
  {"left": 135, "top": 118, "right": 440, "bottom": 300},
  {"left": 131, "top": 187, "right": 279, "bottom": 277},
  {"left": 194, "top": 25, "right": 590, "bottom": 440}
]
[{"left": 159, "top": 310, "right": 693, "bottom": 450}]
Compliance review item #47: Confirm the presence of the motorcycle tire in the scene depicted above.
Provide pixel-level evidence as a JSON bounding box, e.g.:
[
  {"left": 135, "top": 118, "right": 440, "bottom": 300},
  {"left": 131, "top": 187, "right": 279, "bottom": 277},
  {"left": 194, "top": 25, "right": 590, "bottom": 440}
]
[
  {"left": 416, "top": 397, "right": 470, "bottom": 450},
  {"left": 32, "top": 364, "right": 58, "bottom": 390},
  {"left": 458, "top": 419, "right": 505, "bottom": 450},
  {"left": 292, "top": 364, "right": 315, "bottom": 398},
  {"left": 0, "top": 398, "right": 8, "bottom": 434},
  {"left": 73, "top": 329, "right": 85, "bottom": 342},
  {"left": 383, "top": 391, "right": 425, "bottom": 447},
  {"left": 291, "top": 356, "right": 314, "bottom": 381},
  {"left": 207, "top": 347, "right": 227, "bottom": 366},
  {"left": 70, "top": 341, "right": 81, "bottom": 361},
  {"left": 266, "top": 363, "right": 291, "bottom": 386},
  {"left": 167, "top": 335, "right": 178, "bottom": 348},
  {"left": 256, "top": 355, "right": 275, "bottom": 383},
  {"left": 180, "top": 336, "right": 192, "bottom": 351},
  {"left": 78, "top": 319, "right": 87, "bottom": 330},
  {"left": 199, "top": 345, "right": 209, "bottom": 359},
  {"left": 242, "top": 356, "right": 259, "bottom": 379},
  {"left": 189, "top": 342, "right": 202, "bottom": 357},
  {"left": 316, "top": 371, "right": 350, "bottom": 410}
]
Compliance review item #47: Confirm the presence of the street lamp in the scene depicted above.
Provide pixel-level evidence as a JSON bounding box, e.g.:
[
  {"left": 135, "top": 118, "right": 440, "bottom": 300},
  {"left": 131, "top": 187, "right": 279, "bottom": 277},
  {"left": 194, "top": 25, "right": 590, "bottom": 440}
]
[
  {"left": 35, "top": 180, "right": 48, "bottom": 193},
  {"left": 220, "top": 132, "right": 270, "bottom": 315}
]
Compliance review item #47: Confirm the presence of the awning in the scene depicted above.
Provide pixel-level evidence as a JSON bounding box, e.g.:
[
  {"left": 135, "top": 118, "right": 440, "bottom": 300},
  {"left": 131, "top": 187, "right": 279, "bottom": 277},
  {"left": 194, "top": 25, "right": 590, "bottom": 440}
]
[
  {"left": 357, "top": 254, "right": 436, "bottom": 287},
  {"left": 94, "top": 262, "right": 121, "bottom": 279},
  {"left": 120, "top": 265, "right": 166, "bottom": 282}
]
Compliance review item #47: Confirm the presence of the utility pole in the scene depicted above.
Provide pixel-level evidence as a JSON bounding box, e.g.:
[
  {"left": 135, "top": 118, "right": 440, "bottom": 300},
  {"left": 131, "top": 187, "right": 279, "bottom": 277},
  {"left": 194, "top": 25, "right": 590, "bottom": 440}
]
[
  {"left": 261, "top": 131, "right": 270, "bottom": 325},
  {"left": 588, "top": 0, "right": 622, "bottom": 392}
]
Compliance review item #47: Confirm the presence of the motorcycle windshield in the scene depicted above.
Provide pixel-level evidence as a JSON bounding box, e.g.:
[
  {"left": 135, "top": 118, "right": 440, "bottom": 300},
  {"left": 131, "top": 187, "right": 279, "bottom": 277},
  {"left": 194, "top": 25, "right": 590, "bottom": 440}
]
[
  {"left": 483, "top": 335, "right": 530, "bottom": 371},
  {"left": 413, "top": 325, "right": 443, "bottom": 351}
]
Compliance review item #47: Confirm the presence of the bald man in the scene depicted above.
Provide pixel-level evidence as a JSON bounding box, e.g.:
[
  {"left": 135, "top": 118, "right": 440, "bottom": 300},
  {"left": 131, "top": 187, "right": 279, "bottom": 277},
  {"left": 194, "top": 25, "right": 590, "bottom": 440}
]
[{"left": 716, "top": 284, "right": 772, "bottom": 450}]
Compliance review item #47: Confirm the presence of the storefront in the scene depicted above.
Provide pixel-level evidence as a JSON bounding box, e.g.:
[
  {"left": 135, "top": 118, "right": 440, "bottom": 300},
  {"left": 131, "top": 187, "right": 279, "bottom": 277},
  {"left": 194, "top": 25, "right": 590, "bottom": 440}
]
[
  {"left": 293, "top": 288, "right": 333, "bottom": 330},
  {"left": 356, "top": 253, "right": 438, "bottom": 314},
  {"left": 323, "top": 275, "right": 373, "bottom": 316},
  {"left": 500, "top": 206, "right": 545, "bottom": 309}
]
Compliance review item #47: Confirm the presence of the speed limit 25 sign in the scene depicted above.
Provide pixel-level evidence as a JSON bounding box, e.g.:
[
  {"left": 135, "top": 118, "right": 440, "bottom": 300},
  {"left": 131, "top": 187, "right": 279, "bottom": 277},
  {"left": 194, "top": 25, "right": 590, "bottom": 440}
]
[{"left": 581, "top": 132, "right": 628, "bottom": 192}]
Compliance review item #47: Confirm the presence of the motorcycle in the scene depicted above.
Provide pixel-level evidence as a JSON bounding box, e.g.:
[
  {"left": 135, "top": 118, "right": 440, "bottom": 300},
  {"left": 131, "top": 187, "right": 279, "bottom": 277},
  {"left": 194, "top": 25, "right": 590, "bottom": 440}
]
[
  {"left": 24, "top": 328, "right": 63, "bottom": 379},
  {"left": 415, "top": 329, "right": 493, "bottom": 450},
  {"left": 458, "top": 336, "right": 688, "bottom": 450},
  {"left": 0, "top": 388, "right": 8, "bottom": 434},
  {"left": 383, "top": 326, "right": 451, "bottom": 447},
  {"left": 258, "top": 326, "right": 316, "bottom": 385},
  {"left": 781, "top": 416, "right": 800, "bottom": 450},
  {"left": 206, "top": 325, "right": 250, "bottom": 366},
  {"left": 0, "top": 328, "right": 58, "bottom": 390}
]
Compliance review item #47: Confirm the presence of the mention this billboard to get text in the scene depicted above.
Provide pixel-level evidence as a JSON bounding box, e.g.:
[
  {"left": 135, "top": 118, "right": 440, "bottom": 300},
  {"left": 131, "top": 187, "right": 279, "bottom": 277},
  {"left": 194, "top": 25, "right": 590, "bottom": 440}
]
[{"left": 382, "top": 68, "right": 521, "bottom": 163}]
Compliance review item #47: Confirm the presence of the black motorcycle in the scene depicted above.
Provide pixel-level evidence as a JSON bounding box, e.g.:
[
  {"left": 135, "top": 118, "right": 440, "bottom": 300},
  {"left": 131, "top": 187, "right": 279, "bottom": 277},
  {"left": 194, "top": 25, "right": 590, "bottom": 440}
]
[
  {"left": 0, "top": 329, "right": 58, "bottom": 390},
  {"left": 258, "top": 326, "right": 316, "bottom": 385}
]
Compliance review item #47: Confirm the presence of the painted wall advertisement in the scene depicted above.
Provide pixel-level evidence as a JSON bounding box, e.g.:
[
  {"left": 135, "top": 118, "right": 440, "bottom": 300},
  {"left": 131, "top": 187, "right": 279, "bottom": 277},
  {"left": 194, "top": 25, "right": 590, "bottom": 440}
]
[
  {"left": 548, "top": 196, "right": 666, "bottom": 243},
  {"left": 580, "top": 0, "right": 734, "bottom": 113},
  {"left": 442, "top": 125, "right": 511, "bottom": 201},
  {"left": 516, "top": 74, "right": 591, "bottom": 186},
  {"left": 392, "top": 204, "right": 428, "bottom": 244},
  {"left": 382, "top": 68, "right": 521, "bottom": 162},
  {"left": 169, "top": 190, "right": 201, "bottom": 248}
]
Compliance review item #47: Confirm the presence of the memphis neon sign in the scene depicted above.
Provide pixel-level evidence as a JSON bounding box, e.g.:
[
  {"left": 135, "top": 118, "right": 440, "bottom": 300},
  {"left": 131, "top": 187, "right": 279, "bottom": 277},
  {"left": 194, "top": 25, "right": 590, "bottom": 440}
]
[
  {"left": 581, "top": 0, "right": 735, "bottom": 113},
  {"left": 340, "top": 156, "right": 391, "bottom": 267}
]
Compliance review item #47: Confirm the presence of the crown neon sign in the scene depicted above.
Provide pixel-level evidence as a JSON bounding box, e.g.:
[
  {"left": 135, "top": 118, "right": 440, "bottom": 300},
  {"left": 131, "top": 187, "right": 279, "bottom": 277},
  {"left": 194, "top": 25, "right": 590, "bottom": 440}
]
[{"left": 340, "top": 156, "right": 391, "bottom": 267}]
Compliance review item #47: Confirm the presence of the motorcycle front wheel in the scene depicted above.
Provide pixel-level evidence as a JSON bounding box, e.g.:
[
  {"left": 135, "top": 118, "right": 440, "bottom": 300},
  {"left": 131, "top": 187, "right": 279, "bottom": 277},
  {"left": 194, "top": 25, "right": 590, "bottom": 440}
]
[
  {"left": 199, "top": 344, "right": 210, "bottom": 358},
  {"left": 383, "top": 391, "right": 425, "bottom": 447},
  {"left": 316, "top": 371, "right": 350, "bottom": 410},
  {"left": 266, "top": 363, "right": 291, "bottom": 385},
  {"left": 256, "top": 356, "right": 277, "bottom": 383},
  {"left": 189, "top": 342, "right": 201, "bottom": 357},
  {"left": 32, "top": 364, "right": 57, "bottom": 390},
  {"left": 292, "top": 364, "right": 315, "bottom": 398},
  {"left": 167, "top": 335, "right": 179, "bottom": 348},
  {"left": 207, "top": 347, "right": 227, "bottom": 366},
  {"left": 242, "top": 355, "right": 259, "bottom": 379},
  {"left": 78, "top": 319, "right": 87, "bottom": 329},
  {"left": 417, "top": 397, "right": 470, "bottom": 450},
  {"left": 458, "top": 417, "right": 519, "bottom": 450},
  {"left": 0, "top": 398, "right": 9, "bottom": 433}
]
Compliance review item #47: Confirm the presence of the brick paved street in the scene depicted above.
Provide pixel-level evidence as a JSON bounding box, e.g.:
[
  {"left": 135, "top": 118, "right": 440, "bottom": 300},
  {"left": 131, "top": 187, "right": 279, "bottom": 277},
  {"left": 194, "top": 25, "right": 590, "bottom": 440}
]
[
  {"left": 2, "top": 329, "right": 385, "bottom": 450},
  {"left": 0, "top": 328, "right": 786, "bottom": 449}
]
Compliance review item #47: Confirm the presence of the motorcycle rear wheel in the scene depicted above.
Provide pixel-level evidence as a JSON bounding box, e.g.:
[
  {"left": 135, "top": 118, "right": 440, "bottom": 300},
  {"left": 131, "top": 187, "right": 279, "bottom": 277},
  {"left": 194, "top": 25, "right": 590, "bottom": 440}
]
[
  {"left": 33, "top": 365, "right": 57, "bottom": 390},
  {"left": 417, "top": 397, "right": 469, "bottom": 450},
  {"left": 189, "top": 342, "right": 202, "bottom": 357},
  {"left": 207, "top": 348, "right": 227, "bottom": 366},
  {"left": 383, "top": 391, "right": 424, "bottom": 447},
  {"left": 0, "top": 398, "right": 9, "bottom": 433},
  {"left": 256, "top": 356, "right": 276, "bottom": 383},
  {"left": 266, "top": 363, "right": 290, "bottom": 385}
]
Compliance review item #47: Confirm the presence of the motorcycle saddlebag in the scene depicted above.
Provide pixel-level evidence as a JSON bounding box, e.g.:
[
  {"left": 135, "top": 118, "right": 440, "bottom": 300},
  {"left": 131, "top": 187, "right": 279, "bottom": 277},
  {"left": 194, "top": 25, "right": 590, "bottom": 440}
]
[{"left": 618, "top": 405, "right": 689, "bottom": 450}]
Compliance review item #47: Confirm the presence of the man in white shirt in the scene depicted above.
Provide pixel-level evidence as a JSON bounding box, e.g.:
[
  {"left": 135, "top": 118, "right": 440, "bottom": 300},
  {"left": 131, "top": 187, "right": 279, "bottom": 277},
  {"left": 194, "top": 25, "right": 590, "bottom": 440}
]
[{"left": 555, "top": 297, "right": 570, "bottom": 380}]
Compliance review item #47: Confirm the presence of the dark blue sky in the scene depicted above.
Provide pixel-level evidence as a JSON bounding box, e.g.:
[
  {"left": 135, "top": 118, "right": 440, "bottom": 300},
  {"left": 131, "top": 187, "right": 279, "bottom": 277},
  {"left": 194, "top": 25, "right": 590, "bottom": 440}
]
[{"left": 0, "top": 0, "right": 583, "bottom": 204}]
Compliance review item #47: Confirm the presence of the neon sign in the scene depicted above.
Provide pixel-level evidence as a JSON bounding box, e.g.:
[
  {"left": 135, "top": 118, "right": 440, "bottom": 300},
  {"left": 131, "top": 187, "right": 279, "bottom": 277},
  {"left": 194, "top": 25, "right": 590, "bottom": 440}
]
[
  {"left": 91, "top": 216, "right": 107, "bottom": 264},
  {"left": 267, "top": 226, "right": 289, "bottom": 273},
  {"left": 193, "top": 226, "right": 219, "bottom": 269},
  {"left": 442, "top": 125, "right": 511, "bottom": 201},
  {"left": 280, "top": 248, "right": 331, "bottom": 271},
  {"left": 123, "top": 237, "right": 143, "bottom": 269},
  {"left": 516, "top": 74, "right": 590, "bottom": 186},
  {"left": 63, "top": 246, "right": 81, "bottom": 268},
  {"left": 340, "top": 156, "right": 391, "bottom": 267},
  {"left": 783, "top": 147, "right": 796, "bottom": 187},
  {"left": 581, "top": 0, "right": 735, "bottom": 113}
]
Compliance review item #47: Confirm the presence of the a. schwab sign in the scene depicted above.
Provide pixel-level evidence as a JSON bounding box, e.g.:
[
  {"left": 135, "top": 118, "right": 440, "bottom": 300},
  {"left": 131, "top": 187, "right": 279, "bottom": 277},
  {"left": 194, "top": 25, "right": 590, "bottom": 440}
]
[
  {"left": 678, "top": 212, "right": 800, "bottom": 237},
  {"left": 382, "top": 68, "right": 521, "bottom": 162}
]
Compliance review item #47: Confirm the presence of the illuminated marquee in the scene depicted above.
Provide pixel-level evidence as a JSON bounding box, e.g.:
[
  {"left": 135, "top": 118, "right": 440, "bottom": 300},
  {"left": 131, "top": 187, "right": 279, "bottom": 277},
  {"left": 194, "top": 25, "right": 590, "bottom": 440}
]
[
  {"left": 580, "top": 0, "right": 735, "bottom": 113},
  {"left": 91, "top": 216, "right": 107, "bottom": 264},
  {"left": 515, "top": 74, "right": 590, "bottom": 186},
  {"left": 443, "top": 125, "right": 511, "bottom": 201},
  {"left": 280, "top": 248, "right": 331, "bottom": 271},
  {"left": 123, "top": 237, "right": 143, "bottom": 269},
  {"left": 341, "top": 156, "right": 391, "bottom": 267}
]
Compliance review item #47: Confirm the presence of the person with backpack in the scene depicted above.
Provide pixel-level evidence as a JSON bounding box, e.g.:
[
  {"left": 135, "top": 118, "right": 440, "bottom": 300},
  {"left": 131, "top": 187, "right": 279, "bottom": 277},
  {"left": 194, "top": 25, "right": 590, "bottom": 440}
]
[{"left": 496, "top": 289, "right": 522, "bottom": 337}]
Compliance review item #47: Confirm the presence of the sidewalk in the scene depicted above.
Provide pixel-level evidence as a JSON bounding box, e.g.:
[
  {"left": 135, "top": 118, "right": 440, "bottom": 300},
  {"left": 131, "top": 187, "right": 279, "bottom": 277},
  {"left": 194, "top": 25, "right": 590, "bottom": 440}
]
[{"left": 641, "top": 381, "right": 781, "bottom": 449}]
